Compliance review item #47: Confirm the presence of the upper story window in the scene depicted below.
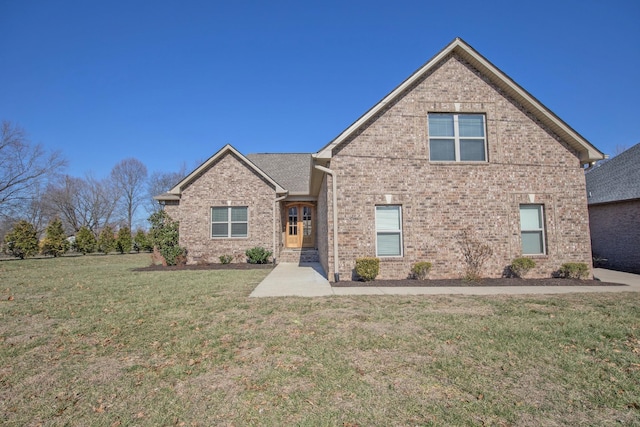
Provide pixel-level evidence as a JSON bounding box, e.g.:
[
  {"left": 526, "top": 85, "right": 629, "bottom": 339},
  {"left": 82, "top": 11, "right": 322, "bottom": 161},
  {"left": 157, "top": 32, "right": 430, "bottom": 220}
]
[
  {"left": 212, "top": 206, "right": 248, "bottom": 238},
  {"left": 428, "top": 113, "right": 487, "bottom": 162}
]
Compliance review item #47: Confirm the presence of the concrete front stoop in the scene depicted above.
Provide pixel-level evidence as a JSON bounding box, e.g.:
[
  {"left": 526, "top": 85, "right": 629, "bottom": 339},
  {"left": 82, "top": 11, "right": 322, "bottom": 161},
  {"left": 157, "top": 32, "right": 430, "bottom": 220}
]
[{"left": 277, "top": 248, "right": 320, "bottom": 264}]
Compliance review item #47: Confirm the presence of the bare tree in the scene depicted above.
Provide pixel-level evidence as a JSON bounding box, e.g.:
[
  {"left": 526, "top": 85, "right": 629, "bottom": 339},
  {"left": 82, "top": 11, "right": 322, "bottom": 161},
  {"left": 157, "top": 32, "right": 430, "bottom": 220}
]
[
  {"left": 0, "top": 121, "right": 66, "bottom": 217},
  {"left": 110, "top": 158, "right": 148, "bottom": 232},
  {"left": 0, "top": 181, "right": 55, "bottom": 238},
  {"left": 44, "top": 176, "right": 83, "bottom": 233},
  {"left": 592, "top": 143, "right": 632, "bottom": 168},
  {"left": 613, "top": 144, "right": 629, "bottom": 157},
  {"left": 21, "top": 184, "right": 54, "bottom": 236},
  {"left": 43, "top": 175, "right": 118, "bottom": 235},
  {"left": 146, "top": 168, "right": 185, "bottom": 215}
]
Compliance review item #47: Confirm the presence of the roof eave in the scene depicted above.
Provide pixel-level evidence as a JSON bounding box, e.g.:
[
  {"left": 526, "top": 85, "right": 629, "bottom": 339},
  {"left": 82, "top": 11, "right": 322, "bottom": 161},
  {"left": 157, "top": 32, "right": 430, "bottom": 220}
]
[
  {"left": 453, "top": 42, "right": 604, "bottom": 164},
  {"left": 153, "top": 193, "right": 180, "bottom": 201},
  {"left": 315, "top": 42, "right": 454, "bottom": 159},
  {"left": 168, "top": 144, "right": 286, "bottom": 195}
]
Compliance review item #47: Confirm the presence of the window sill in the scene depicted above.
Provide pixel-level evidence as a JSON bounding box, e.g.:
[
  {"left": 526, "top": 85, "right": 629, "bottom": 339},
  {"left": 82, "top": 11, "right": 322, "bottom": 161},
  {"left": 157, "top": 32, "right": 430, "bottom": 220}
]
[
  {"left": 429, "top": 161, "right": 489, "bottom": 165},
  {"left": 211, "top": 237, "right": 249, "bottom": 240}
]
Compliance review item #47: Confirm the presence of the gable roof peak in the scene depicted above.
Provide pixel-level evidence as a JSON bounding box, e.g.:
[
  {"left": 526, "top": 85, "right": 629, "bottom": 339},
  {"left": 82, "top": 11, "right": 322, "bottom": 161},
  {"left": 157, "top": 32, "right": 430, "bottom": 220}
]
[
  {"left": 161, "top": 143, "right": 285, "bottom": 198},
  {"left": 315, "top": 38, "right": 603, "bottom": 165}
]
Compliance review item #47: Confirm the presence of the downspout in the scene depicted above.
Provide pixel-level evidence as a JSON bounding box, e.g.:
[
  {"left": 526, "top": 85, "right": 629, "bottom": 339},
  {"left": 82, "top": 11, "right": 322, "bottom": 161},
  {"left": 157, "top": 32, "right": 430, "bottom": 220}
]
[
  {"left": 314, "top": 164, "right": 340, "bottom": 282},
  {"left": 273, "top": 192, "right": 289, "bottom": 264}
]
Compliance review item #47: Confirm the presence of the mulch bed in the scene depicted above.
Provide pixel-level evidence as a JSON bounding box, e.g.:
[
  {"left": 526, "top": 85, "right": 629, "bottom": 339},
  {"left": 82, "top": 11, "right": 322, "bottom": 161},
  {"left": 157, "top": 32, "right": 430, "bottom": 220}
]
[
  {"left": 132, "top": 263, "right": 275, "bottom": 272},
  {"left": 132, "top": 263, "right": 623, "bottom": 287},
  {"left": 331, "top": 278, "right": 623, "bottom": 287}
]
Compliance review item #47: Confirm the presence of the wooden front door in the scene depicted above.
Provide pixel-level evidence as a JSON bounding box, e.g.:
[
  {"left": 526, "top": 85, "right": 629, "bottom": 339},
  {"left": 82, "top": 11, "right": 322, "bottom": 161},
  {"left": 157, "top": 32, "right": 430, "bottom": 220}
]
[{"left": 285, "top": 204, "right": 315, "bottom": 248}]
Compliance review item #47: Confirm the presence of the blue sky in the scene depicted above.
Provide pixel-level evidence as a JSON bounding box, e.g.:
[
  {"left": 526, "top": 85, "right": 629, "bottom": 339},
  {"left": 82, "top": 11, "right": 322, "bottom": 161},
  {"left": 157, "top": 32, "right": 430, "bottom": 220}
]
[{"left": 1, "top": 0, "right": 639, "bottom": 179}]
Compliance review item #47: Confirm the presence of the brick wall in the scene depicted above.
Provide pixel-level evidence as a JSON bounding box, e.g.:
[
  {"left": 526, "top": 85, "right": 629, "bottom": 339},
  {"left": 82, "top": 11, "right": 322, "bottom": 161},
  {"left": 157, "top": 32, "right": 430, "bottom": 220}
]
[
  {"left": 323, "top": 52, "right": 593, "bottom": 280},
  {"left": 316, "top": 174, "right": 329, "bottom": 276},
  {"left": 171, "top": 152, "right": 278, "bottom": 264},
  {"left": 589, "top": 200, "right": 640, "bottom": 273}
]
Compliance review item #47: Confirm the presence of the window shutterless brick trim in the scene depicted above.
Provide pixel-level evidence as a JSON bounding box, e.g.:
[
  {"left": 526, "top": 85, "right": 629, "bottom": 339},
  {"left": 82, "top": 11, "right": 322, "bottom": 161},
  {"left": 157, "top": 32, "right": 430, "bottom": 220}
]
[
  {"left": 211, "top": 206, "right": 248, "bottom": 238},
  {"left": 375, "top": 205, "right": 403, "bottom": 257},
  {"left": 428, "top": 113, "right": 487, "bottom": 162},
  {"left": 519, "top": 204, "right": 546, "bottom": 255}
]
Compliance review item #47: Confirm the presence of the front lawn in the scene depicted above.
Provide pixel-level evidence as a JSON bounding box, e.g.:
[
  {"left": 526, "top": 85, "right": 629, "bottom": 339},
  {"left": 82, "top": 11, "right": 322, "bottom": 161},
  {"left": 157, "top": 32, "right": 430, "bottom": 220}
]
[{"left": 1, "top": 254, "right": 639, "bottom": 425}]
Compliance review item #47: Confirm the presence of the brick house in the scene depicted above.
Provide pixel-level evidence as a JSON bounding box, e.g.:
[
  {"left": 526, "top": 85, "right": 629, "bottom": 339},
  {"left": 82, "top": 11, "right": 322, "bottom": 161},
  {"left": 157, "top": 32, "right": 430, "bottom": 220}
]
[
  {"left": 585, "top": 143, "right": 640, "bottom": 274},
  {"left": 156, "top": 38, "right": 604, "bottom": 281}
]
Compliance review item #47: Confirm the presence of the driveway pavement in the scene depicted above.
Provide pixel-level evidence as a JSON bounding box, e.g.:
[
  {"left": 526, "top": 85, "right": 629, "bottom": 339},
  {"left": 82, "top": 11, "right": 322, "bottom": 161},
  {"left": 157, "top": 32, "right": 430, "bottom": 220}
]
[{"left": 249, "top": 263, "right": 640, "bottom": 298}]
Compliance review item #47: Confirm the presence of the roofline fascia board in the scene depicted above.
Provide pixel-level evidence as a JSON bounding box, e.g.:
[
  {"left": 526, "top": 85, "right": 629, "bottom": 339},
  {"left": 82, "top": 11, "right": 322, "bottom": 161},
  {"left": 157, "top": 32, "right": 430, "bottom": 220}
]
[
  {"left": 284, "top": 194, "right": 318, "bottom": 202},
  {"left": 454, "top": 41, "right": 603, "bottom": 163},
  {"left": 168, "top": 144, "right": 285, "bottom": 195},
  {"left": 315, "top": 41, "right": 454, "bottom": 159},
  {"left": 153, "top": 194, "right": 180, "bottom": 201}
]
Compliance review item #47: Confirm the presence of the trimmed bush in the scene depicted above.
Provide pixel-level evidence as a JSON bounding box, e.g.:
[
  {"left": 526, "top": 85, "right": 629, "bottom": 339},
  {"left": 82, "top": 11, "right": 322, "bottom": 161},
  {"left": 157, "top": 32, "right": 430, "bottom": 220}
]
[
  {"left": 40, "top": 218, "right": 69, "bottom": 257},
  {"left": 510, "top": 257, "right": 536, "bottom": 278},
  {"left": 411, "top": 262, "right": 432, "bottom": 280},
  {"left": 355, "top": 257, "right": 379, "bottom": 281},
  {"left": 133, "top": 229, "right": 152, "bottom": 252},
  {"left": 245, "top": 247, "right": 272, "bottom": 264},
  {"left": 558, "top": 263, "right": 589, "bottom": 279},
  {"left": 3, "top": 220, "right": 39, "bottom": 259},
  {"left": 97, "top": 226, "right": 116, "bottom": 254},
  {"left": 74, "top": 226, "right": 97, "bottom": 254},
  {"left": 219, "top": 254, "right": 233, "bottom": 264},
  {"left": 116, "top": 227, "right": 132, "bottom": 254}
]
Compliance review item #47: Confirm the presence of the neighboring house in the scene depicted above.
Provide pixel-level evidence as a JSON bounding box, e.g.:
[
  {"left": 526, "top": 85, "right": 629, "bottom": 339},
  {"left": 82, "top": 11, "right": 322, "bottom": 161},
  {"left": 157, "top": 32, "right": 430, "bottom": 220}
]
[
  {"left": 585, "top": 143, "right": 640, "bottom": 273},
  {"left": 156, "top": 38, "right": 604, "bottom": 280}
]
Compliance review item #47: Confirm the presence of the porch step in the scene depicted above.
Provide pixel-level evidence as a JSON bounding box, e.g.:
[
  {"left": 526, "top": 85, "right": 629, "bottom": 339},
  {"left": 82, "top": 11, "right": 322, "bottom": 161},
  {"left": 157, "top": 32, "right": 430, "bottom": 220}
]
[{"left": 278, "top": 249, "right": 320, "bottom": 264}]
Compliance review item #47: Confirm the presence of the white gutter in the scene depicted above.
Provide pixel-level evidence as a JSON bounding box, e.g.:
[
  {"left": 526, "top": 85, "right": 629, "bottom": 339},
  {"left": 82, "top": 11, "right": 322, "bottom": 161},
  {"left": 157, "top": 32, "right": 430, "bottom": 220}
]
[
  {"left": 314, "top": 164, "right": 340, "bottom": 282},
  {"left": 273, "top": 192, "right": 289, "bottom": 263}
]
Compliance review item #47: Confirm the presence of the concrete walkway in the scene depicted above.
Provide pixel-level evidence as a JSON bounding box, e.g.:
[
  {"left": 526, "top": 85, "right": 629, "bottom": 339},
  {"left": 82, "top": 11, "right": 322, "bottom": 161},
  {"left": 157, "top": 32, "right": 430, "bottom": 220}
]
[
  {"left": 249, "top": 263, "right": 333, "bottom": 297},
  {"left": 249, "top": 263, "right": 640, "bottom": 298}
]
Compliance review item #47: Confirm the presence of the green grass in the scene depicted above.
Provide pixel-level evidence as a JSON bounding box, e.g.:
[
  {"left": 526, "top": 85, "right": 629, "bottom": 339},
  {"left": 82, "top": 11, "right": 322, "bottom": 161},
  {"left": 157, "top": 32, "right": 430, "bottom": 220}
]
[{"left": 1, "top": 254, "right": 639, "bottom": 426}]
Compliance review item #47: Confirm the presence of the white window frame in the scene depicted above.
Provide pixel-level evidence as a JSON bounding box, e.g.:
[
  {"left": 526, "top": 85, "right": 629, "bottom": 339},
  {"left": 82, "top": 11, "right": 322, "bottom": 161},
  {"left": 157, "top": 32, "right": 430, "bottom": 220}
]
[
  {"left": 211, "top": 206, "right": 248, "bottom": 238},
  {"left": 519, "top": 204, "right": 546, "bottom": 255},
  {"left": 428, "top": 113, "right": 488, "bottom": 162},
  {"left": 375, "top": 205, "right": 403, "bottom": 257}
]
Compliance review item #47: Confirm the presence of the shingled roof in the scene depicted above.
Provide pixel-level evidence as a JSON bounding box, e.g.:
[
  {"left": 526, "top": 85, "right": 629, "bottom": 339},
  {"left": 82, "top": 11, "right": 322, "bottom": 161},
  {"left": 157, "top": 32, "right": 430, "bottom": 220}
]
[
  {"left": 586, "top": 143, "right": 640, "bottom": 204},
  {"left": 246, "top": 153, "right": 312, "bottom": 195}
]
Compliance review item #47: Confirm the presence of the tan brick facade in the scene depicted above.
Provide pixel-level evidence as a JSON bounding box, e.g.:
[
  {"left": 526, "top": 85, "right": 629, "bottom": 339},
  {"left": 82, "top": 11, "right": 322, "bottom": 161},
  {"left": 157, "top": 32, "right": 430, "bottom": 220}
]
[
  {"left": 159, "top": 40, "right": 601, "bottom": 281},
  {"left": 321, "top": 53, "right": 593, "bottom": 280},
  {"left": 168, "top": 152, "right": 280, "bottom": 264}
]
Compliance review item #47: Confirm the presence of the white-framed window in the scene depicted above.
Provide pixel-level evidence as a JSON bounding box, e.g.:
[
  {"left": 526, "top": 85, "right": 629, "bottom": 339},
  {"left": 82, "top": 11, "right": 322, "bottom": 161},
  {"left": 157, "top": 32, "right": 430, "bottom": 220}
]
[
  {"left": 519, "top": 204, "right": 546, "bottom": 255},
  {"left": 375, "top": 205, "right": 403, "bottom": 257},
  {"left": 428, "top": 113, "right": 487, "bottom": 161},
  {"left": 211, "top": 206, "right": 248, "bottom": 238}
]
